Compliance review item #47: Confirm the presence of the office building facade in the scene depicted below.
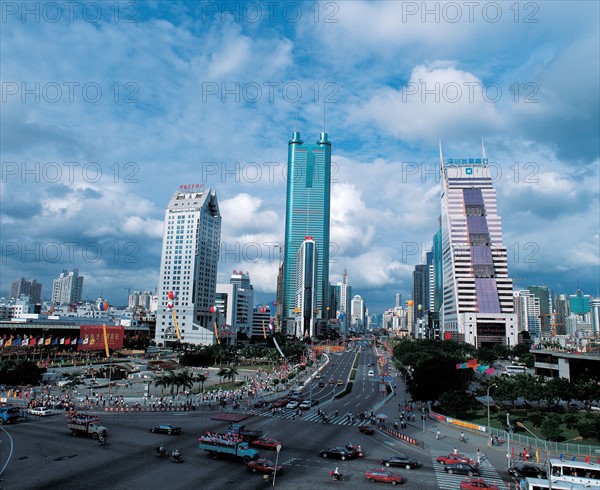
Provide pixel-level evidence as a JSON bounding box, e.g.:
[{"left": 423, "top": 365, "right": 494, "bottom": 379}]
[
  {"left": 439, "top": 148, "right": 517, "bottom": 346},
  {"left": 10, "top": 277, "right": 42, "bottom": 304},
  {"left": 282, "top": 131, "right": 332, "bottom": 333},
  {"left": 155, "top": 188, "right": 221, "bottom": 346},
  {"left": 51, "top": 269, "right": 84, "bottom": 305}
]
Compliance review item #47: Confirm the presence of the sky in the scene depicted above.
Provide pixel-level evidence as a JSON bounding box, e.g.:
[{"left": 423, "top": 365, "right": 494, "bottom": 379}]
[{"left": 1, "top": 0, "right": 599, "bottom": 315}]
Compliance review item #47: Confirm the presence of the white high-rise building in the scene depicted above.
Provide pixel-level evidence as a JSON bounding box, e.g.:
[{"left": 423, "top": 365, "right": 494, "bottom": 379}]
[
  {"left": 351, "top": 294, "right": 365, "bottom": 332},
  {"left": 440, "top": 144, "right": 517, "bottom": 347},
  {"left": 513, "top": 290, "right": 541, "bottom": 339},
  {"left": 295, "top": 237, "right": 318, "bottom": 339},
  {"left": 155, "top": 187, "right": 221, "bottom": 346},
  {"left": 216, "top": 270, "right": 254, "bottom": 340},
  {"left": 337, "top": 270, "right": 351, "bottom": 334},
  {"left": 51, "top": 268, "right": 84, "bottom": 305}
]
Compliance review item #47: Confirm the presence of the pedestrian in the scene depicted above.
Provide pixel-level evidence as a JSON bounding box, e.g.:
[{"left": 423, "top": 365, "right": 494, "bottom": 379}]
[
  {"left": 436, "top": 429, "right": 440, "bottom": 440},
  {"left": 394, "top": 419, "right": 398, "bottom": 430},
  {"left": 335, "top": 409, "right": 338, "bottom": 417},
  {"left": 476, "top": 449, "right": 482, "bottom": 465},
  {"left": 460, "top": 431, "right": 465, "bottom": 442},
  {"left": 453, "top": 447, "right": 458, "bottom": 455}
]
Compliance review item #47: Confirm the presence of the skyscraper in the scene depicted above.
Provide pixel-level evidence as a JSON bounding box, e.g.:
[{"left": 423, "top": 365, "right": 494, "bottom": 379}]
[
  {"left": 155, "top": 187, "right": 221, "bottom": 346},
  {"left": 282, "top": 131, "right": 332, "bottom": 333},
  {"left": 439, "top": 144, "right": 517, "bottom": 346},
  {"left": 295, "top": 237, "right": 318, "bottom": 338},
  {"left": 10, "top": 277, "right": 42, "bottom": 304},
  {"left": 51, "top": 269, "right": 83, "bottom": 305}
]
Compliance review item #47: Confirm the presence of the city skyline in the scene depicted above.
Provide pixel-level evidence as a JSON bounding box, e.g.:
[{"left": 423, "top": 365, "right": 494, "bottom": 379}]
[{"left": 1, "top": 1, "right": 598, "bottom": 314}]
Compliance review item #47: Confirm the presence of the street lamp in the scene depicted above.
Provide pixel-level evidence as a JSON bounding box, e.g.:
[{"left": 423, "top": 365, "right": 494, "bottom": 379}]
[
  {"left": 516, "top": 421, "right": 551, "bottom": 490},
  {"left": 487, "top": 384, "right": 497, "bottom": 436},
  {"left": 272, "top": 443, "right": 282, "bottom": 489}
]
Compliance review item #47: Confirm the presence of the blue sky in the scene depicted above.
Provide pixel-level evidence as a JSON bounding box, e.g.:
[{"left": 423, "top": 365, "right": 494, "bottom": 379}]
[{"left": 1, "top": 1, "right": 599, "bottom": 314}]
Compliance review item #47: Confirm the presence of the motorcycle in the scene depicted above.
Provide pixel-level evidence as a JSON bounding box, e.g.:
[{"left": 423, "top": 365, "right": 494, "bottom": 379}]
[
  {"left": 331, "top": 472, "right": 343, "bottom": 481},
  {"left": 156, "top": 446, "right": 167, "bottom": 458},
  {"left": 171, "top": 453, "right": 184, "bottom": 463}
]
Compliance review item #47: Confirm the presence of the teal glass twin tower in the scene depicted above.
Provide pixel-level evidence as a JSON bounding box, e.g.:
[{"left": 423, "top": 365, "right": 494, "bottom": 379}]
[{"left": 282, "top": 131, "right": 332, "bottom": 337}]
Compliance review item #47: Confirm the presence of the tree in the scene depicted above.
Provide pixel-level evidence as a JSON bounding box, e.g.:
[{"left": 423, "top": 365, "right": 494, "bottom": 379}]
[
  {"left": 60, "top": 371, "right": 84, "bottom": 391},
  {"left": 540, "top": 413, "right": 563, "bottom": 441},
  {"left": 196, "top": 373, "right": 207, "bottom": 394},
  {"left": 175, "top": 370, "right": 194, "bottom": 395},
  {"left": 155, "top": 370, "right": 175, "bottom": 395}
]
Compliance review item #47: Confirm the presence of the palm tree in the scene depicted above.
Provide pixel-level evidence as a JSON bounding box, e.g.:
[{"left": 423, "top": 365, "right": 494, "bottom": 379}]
[
  {"left": 155, "top": 370, "right": 175, "bottom": 395},
  {"left": 217, "top": 366, "right": 238, "bottom": 385},
  {"left": 176, "top": 370, "right": 194, "bottom": 395},
  {"left": 61, "top": 371, "right": 83, "bottom": 391},
  {"left": 196, "top": 373, "right": 207, "bottom": 394}
]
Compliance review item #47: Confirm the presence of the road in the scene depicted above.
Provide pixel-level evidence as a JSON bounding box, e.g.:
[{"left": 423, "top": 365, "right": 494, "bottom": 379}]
[{"left": 0, "top": 344, "right": 514, "bottom": 489}]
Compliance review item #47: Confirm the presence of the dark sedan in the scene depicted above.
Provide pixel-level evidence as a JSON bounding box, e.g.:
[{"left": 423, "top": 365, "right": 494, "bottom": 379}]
[
  {"left": 359, "top": 424, "right": 376, "bottom": 435},
  {"left": 149, "top": 424, "right": 181, "bottom": 435},
  {"left": 381, "top": 455, "right": 420, "bottom": 469},
  {"left": 444, "top": 462, "right": 480, "bottom": 476},
  {"left": 507, "top": 462, "right": 547, "bottom": 479},
  {"left": 319, "top": 447, "right": 356, "bottom": 460}
]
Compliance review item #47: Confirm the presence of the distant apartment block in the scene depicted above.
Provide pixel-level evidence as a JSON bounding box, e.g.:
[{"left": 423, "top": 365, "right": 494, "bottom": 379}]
[{"left": 51, "top": 269, "right": 84, "bottom": 305}]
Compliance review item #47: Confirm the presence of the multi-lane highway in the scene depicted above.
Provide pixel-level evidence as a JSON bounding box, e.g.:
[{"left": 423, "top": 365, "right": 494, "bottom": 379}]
[{"left": 0, "top": 345, "right": 510, "bottom": 489}]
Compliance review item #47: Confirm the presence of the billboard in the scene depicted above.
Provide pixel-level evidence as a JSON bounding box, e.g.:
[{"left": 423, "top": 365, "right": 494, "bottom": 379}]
[{"left": 78, "top": 325, "right": 124, "bottom": 351}]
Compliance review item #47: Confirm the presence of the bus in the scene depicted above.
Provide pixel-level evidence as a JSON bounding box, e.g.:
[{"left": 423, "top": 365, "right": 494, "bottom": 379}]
[
  {"left": 522, "top": 477, "right": 590, "bottom": 489},
  {"left": 548, "top": 458, "right": 600, "bottom": 487},
  {"left": 504, "top": 364, "right": 527, "bottom": 375}
]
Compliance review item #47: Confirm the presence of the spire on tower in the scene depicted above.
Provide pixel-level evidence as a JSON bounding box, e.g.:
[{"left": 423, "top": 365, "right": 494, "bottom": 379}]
[{"left": 481, "top": 137, "right": 487, "bottom": 160}]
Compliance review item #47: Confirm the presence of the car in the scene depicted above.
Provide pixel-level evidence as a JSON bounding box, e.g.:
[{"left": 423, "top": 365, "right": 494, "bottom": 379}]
[
  {"left": 381, "top": 455, "right": 420, "bottom": 469},
  {"left": 272, "top": 398, "right": 290, "bottom": 408},
  {"left": 328, "top": 378, "right": 336, "bottom": 384},
  {"left": 460, "top": 477, "right": 500, "bottom": 490},
  {"left": 364, "top": 468, "right": 403, "bottom": 485},
  {"left": 443, "top": 462, "right": 480, "bottom": 476},
  {"left": 246, "top": 458, "right": 283, "bottom": 474},
  {"left": 437, "top": 453, "right": 475, "bottom": 465},
  {"left": 319, "top": 447, "right": 356, "bottom": 460},
  {"left": 318, "top": 381, "right": 326, "bottom": 387},
  {"left": 368, "top": 369, "right": 375, "bottom": 376},
  {"left": 251, "top": 437, "right": 282, "bottom": 450},
  {"left": 358, "top": 424, "right": 376, "bottom": 435},
  {"left": 590, "top": 404, "right": 600, "bottom": 412},
  {"left": 336, "top": 379, "right": 344, "bottom": 386},
  {"left": 285, "top": 400, "right": 299, "bottom": 409},
  {"left": 27, "top": 407, "right": 53, "bottom": 416},
  {"left": 315, "top": 373, "right": 322, "bottom": 379},
  {"left": 299, "top": 400, "right": 312, "bottom": 410},
  {"left": 253, "top": 400, "right": 269, "bottom": 408},
  {"left": 150, "top": 424, "right": 182, "bottom": 435},
  {"left": 507, "top": 462, "right": 547, "bottom": 478}
]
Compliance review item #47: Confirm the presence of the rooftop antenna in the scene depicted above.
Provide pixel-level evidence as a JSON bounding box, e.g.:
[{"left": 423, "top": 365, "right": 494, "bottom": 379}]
[
  {"left": 481, "top": 137, "right": 487, "bottom": 160},
  {"left": 439, "top": 139, "right": 444, "bottom": 172},
  {"left": 323, "top": 102, "right": 326, "bottom": 132},
  {"left": 295, "top": 103, "right": 299, "bottom": 132}
]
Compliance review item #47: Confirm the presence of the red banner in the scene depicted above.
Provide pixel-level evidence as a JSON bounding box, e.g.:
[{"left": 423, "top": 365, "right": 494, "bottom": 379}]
[{"left": 78, "top": 325, "right": 124, "bottom": 351}]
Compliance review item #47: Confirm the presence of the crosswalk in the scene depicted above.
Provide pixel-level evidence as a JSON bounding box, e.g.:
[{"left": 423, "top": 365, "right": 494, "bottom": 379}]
[
  {"left": 225, "top": 405, "right": 368, "bottom": 427},
  {"left": 431, "top": 450, "right": 507, "bottom": 489}
]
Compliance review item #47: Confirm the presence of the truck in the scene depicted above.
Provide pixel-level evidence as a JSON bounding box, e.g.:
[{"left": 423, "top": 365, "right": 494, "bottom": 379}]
[
  {"left": 66, "top": 413, "right": 108, "bottom": 439},
  {"left": 0, "top": 405, "right": 21, "bottom": 424},
  {"left": 199, "top": 433, "right": 260, "bottom": 463},
  {"left": 228, "top": 423, "right": 263, "bottom": 441}
]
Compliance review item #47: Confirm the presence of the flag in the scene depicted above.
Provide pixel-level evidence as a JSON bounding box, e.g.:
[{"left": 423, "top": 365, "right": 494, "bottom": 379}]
[
  {"left": 51, "top": 337, "right": 58, "bottom": 346},
  {"left": 83, "top": 338, "right": 89, "bottom": 345},
  {"left": 0, "top": 338, "right": 3, "bottom": 347},
  {"left": 14, "top": 336, "right": 21, "bottom": 346},
  {"left": 5, "top": 336, "right": 12, "bottom": 347},
  {"left": 571, "top": 454, "right": 577, "bottom": 461},
  {"left": 38, "top": 337, "right": 44, "bottom": 345},
  {"left": 559, "top": 452, "right": 564, "bottom": 461},
  {"left": 65, "top": 338, "right": 71, "bottom": 345},
  {"left": 585, "top": 455, "right": 590, "bottom": 463},
  {"left": 45, "top": 337, "right": 51, "bottom": 345},
  {"left": 535, "top": 450, "right": 539, "bottom": 463},
  {"left": 90, "top": 338, "right": 95, "bottom": 345},
  {"left": 78, "top": 338, "right": 84, "bottom": 344},
  {"left": 60, "top": 338, "right": 65, "bottom": 345},
  {"left": 21, "top": 337, "right": 28, "bottom": 346}
]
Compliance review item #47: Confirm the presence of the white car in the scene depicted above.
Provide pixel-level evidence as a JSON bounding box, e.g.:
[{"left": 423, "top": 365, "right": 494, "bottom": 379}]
[
  {"left": 591, "top": 405, "right": 600, "bottom": 412},
  {"left": 27, "top": 407, "right": 53, "bottom": 416},
  {"left": 299, "top": 400, "right": 312, "bottom": 410},
  {"left": 285, "top": 400, "right": 300, "bottom": 409},
  {"left": 368, "top": 369, "right": 375, "bottom": 376}
]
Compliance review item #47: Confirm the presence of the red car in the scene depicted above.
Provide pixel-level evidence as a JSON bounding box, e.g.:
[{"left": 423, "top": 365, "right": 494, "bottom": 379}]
[
  {"left": 251, "top": 437, "right": 282, "bottom": 450},
  {"left": 460, "top": 477, "right": 500, "bottom": 490},
  {"left": 364, "top": 468, "right": 403, "bottom": 485},
  {"left": 359, "top": 425, "right": 376, "bottom": 435},
  {"left": 246, "top": 459, "right": 283, "bottom": 474},
  {"left": 436, "top": 453, "right": 475, "bottom": 465}
]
